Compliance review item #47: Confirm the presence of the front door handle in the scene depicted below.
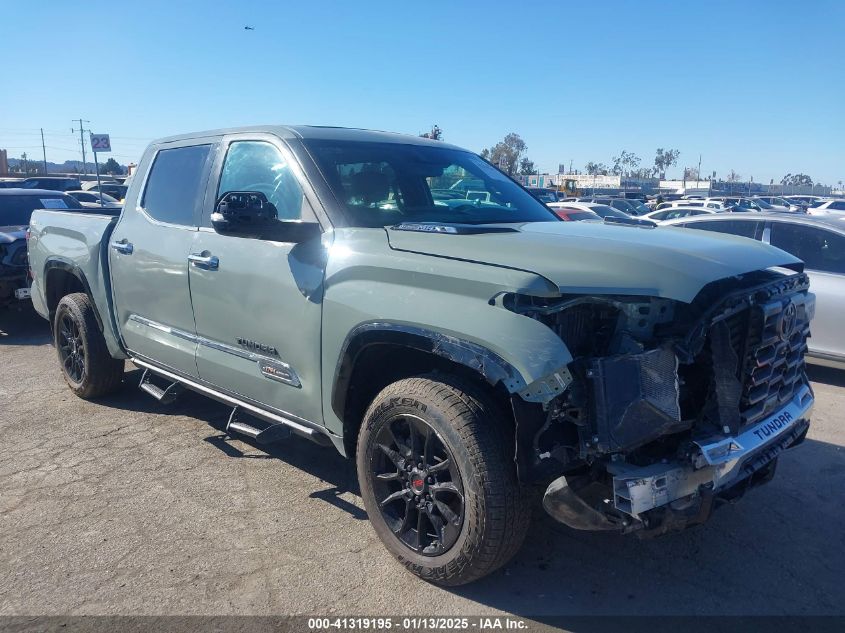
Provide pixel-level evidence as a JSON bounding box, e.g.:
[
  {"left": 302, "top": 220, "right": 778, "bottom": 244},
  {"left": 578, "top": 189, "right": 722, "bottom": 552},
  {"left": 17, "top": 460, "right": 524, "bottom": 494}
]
[
  {"left": 188, "top": 253, "right": 219, "bottom": 270},
  {"left": 110, "top": 239, "right": 133, "bottom": 255}
]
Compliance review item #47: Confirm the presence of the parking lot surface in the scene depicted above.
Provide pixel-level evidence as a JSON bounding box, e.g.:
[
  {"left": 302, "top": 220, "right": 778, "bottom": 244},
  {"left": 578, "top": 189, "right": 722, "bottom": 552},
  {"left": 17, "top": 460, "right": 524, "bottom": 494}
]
[{"left": 1, "top": 305, "right": 843, "bottom": 617}]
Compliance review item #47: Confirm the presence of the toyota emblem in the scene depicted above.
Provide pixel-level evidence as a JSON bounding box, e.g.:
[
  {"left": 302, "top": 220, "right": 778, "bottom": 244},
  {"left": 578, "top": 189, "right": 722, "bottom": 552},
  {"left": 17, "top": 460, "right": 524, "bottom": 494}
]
[{"left": 779, "top": 302, "right": 798, "bottom": 340}]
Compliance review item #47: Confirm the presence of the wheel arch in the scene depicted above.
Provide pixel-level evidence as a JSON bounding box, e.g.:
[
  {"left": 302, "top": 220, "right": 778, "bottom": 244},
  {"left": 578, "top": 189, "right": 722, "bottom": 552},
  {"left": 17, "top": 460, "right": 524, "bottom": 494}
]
[
  {"left": 43, "top": 259, "right": 102, "bottom": 330},
  {"left": 332, "top": 323, "right": 527, "bottom": 458}
]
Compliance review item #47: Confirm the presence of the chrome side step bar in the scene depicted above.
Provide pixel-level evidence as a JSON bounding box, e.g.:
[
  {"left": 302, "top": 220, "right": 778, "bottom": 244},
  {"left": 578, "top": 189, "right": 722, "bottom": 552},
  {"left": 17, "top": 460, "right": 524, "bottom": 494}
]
[
  {"left": 226, "top": 406, "right": 292, "bottom": 445},
  {"left": 131, "top": 357, "right": 331, "bottom": 446}
]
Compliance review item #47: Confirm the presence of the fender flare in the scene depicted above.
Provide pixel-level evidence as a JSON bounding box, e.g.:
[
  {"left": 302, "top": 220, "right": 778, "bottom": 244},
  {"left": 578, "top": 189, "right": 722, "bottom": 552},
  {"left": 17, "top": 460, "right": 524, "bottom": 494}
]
[
  {"left": 42, "top": 258, "right": 104, "bottom": 332},
  {"left": 331, "top": 322, "right": 529, "bottom": 420}
]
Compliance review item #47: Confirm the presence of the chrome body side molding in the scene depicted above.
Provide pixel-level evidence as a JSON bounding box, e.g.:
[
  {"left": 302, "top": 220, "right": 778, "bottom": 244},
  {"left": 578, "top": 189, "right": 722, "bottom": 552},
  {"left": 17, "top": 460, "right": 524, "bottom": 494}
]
[{"left": 128, "top": 314, "right": 302, "bottom": 388}]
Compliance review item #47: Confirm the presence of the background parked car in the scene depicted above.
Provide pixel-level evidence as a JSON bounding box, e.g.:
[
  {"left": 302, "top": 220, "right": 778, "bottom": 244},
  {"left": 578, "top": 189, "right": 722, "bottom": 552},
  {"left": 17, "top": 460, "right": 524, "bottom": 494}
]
[
  {"left": 644, "top": 206, "right": 719, "bottom": 221},
  {"left": 753, "top": 195, "right": 802, "bottom": 211},
  {"left": 808, "top": 199, "right": 845, "bottom": 213},
  {"left": 67, "top": 190, "right": 122, "bottom": 211},
  {"left": 0, "top": 188, "right": 84, "bottom": 307},
  {"left": 20, "top": 176, "right": 82, "bottom": 192},
  {"left": 0, "top": 178, "right": 25, "bottom": 189},
  {"left": 544, "top": 204, "right": 602, "bottom": 221},
  {"left": 549, "top": 201, "right": 630, "bottom": 219},
  {"left": 82, "top": 182, "right": 129, "bottom": 202},
  {"left": 576, "top": 197, "right": 643, "bottom": 215},
  {"left": 656, "top": 199, "right": 726, "bottom": 211},
  {"left": 525, "top": 187, "right": 561, "bottom": 203},
  {"left": 662, "top": 211, "right": 845, "bottom": 367}
]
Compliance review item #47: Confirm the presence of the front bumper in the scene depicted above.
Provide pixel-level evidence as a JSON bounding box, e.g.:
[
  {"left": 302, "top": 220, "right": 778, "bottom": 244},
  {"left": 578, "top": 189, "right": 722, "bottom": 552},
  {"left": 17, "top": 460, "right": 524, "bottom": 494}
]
[
  {"left": 543, "top": 384, "right": 813, "bottom": 532},
  {"left": 0, "top": 272, "right": 30, "bottom": 305}
]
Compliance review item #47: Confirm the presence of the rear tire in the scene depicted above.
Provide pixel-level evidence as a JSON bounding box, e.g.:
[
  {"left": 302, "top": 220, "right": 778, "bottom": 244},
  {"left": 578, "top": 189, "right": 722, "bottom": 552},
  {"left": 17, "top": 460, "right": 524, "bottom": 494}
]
[
  {"left": 356, "top": 374, "right": 530, "bottom": 586},
  {"left": 53, "top": 292, "right": 124, "bottom": 399}
]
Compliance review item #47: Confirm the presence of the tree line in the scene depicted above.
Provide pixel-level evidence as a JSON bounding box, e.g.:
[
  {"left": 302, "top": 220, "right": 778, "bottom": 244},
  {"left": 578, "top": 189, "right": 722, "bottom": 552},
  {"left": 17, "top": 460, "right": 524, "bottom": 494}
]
[{"left": 420, "top": 126, "right": 821, "bottom": 186}]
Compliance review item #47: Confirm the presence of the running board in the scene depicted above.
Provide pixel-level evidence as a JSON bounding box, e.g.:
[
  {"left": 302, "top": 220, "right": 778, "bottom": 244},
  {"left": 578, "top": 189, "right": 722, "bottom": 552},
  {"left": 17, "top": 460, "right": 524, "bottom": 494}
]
[
  {"left": 226, "top": 406, "right": 292, "bottom": 445},
  {"left": 139, "top": 368, "right": 183, "bottom": 404},
  {"left": 130, "top": 358, "right": 332, "bottom": 446}
]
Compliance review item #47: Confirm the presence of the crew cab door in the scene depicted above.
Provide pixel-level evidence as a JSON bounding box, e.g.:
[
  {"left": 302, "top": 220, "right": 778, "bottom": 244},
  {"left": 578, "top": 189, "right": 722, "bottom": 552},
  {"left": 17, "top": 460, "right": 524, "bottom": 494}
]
[
  {"left": 109, "top": 141, "right": 215, "bottom": 377},
  {"left": 188, "top": 135, "right": 327, "bottom": 424}
]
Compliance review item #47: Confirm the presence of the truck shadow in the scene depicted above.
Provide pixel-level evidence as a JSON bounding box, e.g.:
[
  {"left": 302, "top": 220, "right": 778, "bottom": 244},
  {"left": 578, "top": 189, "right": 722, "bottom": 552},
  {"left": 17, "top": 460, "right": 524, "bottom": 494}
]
[
  {"left": 806, "top": 364, "right": 845, "bottom": 388},
  {"left": 97, "top": 369, "right": 844, "bottom": 615},
  {"left": 0, "top": 303, "right": 52, "bottom": 346},
  {"left": 98, "top": 368, "right": 365, "bottom": 519}
]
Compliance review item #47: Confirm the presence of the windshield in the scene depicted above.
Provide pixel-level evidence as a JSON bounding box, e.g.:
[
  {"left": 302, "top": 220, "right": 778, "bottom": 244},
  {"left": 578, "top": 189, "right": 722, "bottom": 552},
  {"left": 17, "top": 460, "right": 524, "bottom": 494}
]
[
  {"left": 629, "top": 201, "right": 650, "bottom": 215},
  {"left": 753, "top": 198, "right": 774, "bottom": 209},
  {"left": 306, "top": 140, "right": 558, "bottom": 227},
  {"left": 0, "top": 194, "right": 81, "bottom": 225}
]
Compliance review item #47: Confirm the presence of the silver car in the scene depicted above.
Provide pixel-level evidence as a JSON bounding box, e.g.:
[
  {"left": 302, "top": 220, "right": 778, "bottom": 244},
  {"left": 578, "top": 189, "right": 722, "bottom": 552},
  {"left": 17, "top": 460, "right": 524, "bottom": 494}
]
[{"left": 662, "top": 212, "right": 845, "bottom": 367}]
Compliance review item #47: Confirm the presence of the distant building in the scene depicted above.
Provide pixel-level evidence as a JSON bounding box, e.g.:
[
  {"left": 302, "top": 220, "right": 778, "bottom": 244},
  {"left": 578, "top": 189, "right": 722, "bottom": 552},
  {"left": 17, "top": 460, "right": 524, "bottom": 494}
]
[{"left": 0, "top": 149, "right": 8, "bottom": 176}]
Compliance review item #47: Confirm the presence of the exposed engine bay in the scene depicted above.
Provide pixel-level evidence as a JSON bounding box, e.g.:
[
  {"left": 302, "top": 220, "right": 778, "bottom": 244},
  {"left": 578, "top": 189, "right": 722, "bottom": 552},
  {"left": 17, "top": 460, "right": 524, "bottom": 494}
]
[{"left": 506, "top": 268, "right": 815, "bottom": 536}]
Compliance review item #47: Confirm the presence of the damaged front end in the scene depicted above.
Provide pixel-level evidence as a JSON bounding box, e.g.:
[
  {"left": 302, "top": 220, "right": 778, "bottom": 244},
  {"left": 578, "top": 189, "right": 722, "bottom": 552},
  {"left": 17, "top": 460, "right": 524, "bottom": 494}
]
[{"left": 505, "top": 268, "right": 815, "bottom": 536}]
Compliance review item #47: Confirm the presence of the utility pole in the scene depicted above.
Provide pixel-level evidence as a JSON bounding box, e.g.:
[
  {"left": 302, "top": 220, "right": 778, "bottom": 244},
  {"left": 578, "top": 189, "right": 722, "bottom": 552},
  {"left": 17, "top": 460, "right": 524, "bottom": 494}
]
[
  {"left": 40, "top": 128, "right": 48, "bottom": 175},
  {"left": 71, "top": 119, "right": 91, "bottom": 174},
  {"left": 697, "top": 154, "right": 702, "bottom": 188}
]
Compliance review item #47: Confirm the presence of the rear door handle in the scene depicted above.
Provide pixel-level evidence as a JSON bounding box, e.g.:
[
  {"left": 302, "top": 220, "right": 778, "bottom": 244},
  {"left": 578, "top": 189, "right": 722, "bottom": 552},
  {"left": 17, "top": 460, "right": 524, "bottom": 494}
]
[
  {"left": 110, "top": 239, "right": 133, "bottom": 255},
  {"left": 188, "top": 253, "right": 219, "bottom": 270}
]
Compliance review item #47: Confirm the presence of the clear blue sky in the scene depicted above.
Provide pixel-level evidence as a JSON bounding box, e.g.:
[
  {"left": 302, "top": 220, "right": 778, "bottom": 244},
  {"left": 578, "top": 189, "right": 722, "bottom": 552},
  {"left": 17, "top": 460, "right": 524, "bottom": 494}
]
[{"left": 2, "top": 0, "right": 842, "bottom": 184}]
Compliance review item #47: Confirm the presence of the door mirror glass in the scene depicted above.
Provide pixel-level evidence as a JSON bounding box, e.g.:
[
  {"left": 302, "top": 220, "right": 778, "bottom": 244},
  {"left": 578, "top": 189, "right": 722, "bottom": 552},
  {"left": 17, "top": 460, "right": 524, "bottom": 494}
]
[{"left": 212, "top": 191, "right": 321, "bottom": 243}]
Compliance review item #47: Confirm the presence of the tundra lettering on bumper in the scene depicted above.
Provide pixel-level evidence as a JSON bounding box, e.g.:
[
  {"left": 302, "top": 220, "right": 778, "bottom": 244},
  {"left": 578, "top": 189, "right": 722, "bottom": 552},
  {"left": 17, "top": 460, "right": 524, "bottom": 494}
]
[{"left": 543, "top": 384, "right": 813, "bottom": 533}]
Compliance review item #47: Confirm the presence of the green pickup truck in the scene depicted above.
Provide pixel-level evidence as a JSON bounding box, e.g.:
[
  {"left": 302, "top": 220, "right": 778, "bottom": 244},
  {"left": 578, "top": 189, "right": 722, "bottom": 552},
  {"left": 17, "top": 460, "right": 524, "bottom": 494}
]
[{"left": 28, "top": 126, "right": 815, "bottom": 585}]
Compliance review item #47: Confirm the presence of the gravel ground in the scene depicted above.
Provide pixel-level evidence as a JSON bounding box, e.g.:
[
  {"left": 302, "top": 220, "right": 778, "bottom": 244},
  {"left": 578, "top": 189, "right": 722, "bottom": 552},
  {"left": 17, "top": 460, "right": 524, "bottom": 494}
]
[{"left": 1, "top": 305, "right": 843, "bottom": 617}]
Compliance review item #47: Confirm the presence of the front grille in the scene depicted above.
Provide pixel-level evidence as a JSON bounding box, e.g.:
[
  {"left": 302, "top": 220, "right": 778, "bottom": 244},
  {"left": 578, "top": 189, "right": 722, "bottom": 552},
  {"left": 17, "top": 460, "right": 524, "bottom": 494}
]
[{"left": 722, "top": 274, "right": 812, "bottom": 425}]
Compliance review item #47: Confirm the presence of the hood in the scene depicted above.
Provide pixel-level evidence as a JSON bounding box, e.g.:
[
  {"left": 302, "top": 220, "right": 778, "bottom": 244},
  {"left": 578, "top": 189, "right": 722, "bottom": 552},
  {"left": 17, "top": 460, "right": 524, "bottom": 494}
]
[
  {"left": 0, "top": 225, "right": 27, "bottom": 244},
  {"left": 386, "top": 221, "right": 803, "bottom": 303}
]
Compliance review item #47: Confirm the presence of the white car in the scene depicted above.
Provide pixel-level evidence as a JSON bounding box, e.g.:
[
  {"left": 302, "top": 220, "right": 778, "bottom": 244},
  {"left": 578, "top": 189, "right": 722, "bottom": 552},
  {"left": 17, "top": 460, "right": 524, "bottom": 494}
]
[
  {"left": 808, "top": 199, "right": 845, "bottom": 214},
  {"left": 656, "top": 199, "right": 727, "bottom": 211}
]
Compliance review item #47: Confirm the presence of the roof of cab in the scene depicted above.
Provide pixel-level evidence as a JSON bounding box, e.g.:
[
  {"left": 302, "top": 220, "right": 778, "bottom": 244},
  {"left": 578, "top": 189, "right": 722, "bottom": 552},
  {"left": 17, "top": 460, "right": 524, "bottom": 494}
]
[{"left": 151, "top": 125, "right": 465, "bottom": 151}]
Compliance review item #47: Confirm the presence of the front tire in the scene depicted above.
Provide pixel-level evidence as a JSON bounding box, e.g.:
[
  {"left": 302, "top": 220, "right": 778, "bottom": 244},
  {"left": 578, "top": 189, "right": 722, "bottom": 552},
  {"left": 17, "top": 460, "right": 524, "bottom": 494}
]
[
  {"left": 356, "top": 374, "right": 530, "bottom": 586},
  {"left": 53, "top": 293, "right": 124, "bottom": 399}
]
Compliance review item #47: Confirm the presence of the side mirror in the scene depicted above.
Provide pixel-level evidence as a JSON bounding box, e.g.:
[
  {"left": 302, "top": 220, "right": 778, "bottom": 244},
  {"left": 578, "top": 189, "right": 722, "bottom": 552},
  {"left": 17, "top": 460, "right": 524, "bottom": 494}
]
[{"left": 211, "top": 191, "right": 322, "bottom": 243}]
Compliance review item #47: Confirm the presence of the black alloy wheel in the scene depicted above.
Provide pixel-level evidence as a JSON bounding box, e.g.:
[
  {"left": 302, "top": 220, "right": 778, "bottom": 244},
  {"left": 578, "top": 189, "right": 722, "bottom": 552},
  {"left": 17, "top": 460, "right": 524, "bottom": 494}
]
[
  {"left": 369, "top": 414, "right": 464, "bottom": 556},
  {"left": 58, "top": 312, "right": 86, "bottom": 383}
]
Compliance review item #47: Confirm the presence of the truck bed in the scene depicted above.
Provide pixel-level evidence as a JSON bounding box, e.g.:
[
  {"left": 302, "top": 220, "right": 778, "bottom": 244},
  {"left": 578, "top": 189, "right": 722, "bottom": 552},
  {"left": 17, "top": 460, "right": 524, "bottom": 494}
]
[{"left": 28, "top": 209, "right": 125, "bottom": 358}]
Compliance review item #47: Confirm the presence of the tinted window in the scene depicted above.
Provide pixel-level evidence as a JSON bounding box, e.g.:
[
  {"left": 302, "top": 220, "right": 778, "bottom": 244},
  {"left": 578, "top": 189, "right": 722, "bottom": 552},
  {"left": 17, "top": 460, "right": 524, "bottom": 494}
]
[
  {"left": 0, "top": 194, "right": 82, "bottom": 225},
  {"left": 684, "top": 219, "right": 760, "bottom": 238},
  {"left": 828, "top": 201, "right": 845, "bottom": 211},
  {"left": 770, "top": 223, "right": 845, "bottom": 273},
  {"left": 566, "top": 211, "right": 599, "bottom": 221},
  {"left": 307, "top": 140, "right": 556, "bottom": 227},
  {"left": 588, "top": 204, "right": 629, "bottom": 219},
  {"left": 217, "top": 141, "right": 307, "bottom": 221},
  {"left": 142, "top": 145, "right": 211, "bottom": 225}
]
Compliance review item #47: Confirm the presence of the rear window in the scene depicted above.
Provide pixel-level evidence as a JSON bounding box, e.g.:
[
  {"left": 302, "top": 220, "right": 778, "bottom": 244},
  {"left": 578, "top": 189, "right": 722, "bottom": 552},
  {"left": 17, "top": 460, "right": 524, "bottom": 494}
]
[
  {"left": 566, "top": 211, "right": 599, "bottom": 221},
  {"left": 682, "top": 219, "right": 760, "bottom": 239},
  {"left": 141, "top": 145, "right": 211, "bottom": 225},
  {"left": 0, "top": 194, "right": 82, "bottom": 225}
]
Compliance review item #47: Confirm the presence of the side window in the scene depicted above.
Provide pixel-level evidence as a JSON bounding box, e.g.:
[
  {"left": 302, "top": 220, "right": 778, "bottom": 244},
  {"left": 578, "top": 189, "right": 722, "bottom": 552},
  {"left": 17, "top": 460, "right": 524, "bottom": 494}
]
[
  {"left": 142, "top": 145, "right": 211, "bottom": 225},
  {"left": 217, "top": 141, "right": 306, "bottom": 220},
  {"left": 829, "top": 201, "right": 845, "bottom": 211},
  {"left": 686, "top": 220, "right": 760, "bottom": 239},
  {"left": 770, "top": 224, "right": 845, "bottom": 274}
]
